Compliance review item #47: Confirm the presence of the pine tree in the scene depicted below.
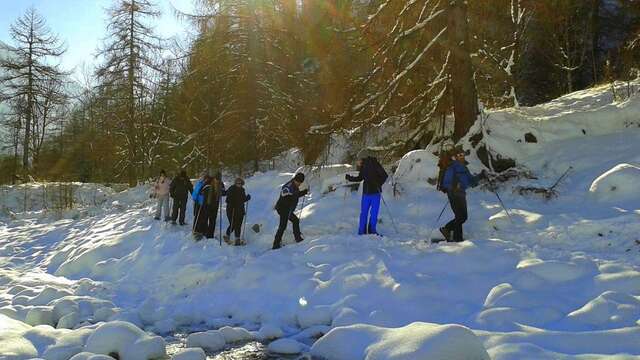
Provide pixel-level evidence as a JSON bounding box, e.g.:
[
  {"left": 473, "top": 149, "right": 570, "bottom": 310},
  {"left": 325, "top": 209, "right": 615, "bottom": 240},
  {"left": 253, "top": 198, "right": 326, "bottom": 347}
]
[
  {"left": 0, "top": 7, "right": 66, "bottom": 175},
  {"left": 95, "top": 0, "right": 163, "bottom": 185}
]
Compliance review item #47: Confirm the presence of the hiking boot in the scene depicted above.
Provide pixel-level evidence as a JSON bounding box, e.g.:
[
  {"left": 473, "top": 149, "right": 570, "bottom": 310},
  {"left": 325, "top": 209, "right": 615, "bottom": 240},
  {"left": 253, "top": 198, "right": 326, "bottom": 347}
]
[
  {"left": 223, "top": 235, "right": 231, "bottom": 244},
  {"left": 295, "top": 236, "right": 304, "bottom": 243},
  {"left": 234, "top": 238, "right": 245, "bottom": 246},
  {"left": 272, "top": 243, "right": 281, "bottom": 250},
  {"left": 439, "top": 227, "right": 451, "bottom": 242}
]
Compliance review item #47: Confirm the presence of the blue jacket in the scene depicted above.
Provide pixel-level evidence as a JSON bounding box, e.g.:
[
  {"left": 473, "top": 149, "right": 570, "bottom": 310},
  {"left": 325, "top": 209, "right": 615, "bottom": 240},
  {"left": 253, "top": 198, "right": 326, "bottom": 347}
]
[
  {"left": 192, "top": 179, "right": 205, "bottom": 205},
  {"left": 443, "top": 160, "right": 478, "bottom": 193}
]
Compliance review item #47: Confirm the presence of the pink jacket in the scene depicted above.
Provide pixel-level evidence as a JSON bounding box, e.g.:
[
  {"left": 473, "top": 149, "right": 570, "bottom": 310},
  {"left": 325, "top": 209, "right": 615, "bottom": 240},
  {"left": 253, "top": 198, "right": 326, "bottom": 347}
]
[{"left": 155, "top": 176, "right": 171, "bottom": 196}]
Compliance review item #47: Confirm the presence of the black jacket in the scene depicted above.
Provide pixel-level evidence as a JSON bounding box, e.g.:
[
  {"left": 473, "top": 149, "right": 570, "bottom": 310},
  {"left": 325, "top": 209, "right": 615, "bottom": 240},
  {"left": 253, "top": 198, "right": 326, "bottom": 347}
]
[
  {"left": 275, "top": 179, "right": 308, "bottom": 214},
  {"left": 170, "top": 175, "right": 194, "bottom": 199},
  {"left": 202, "top": 180, "right": 226, "bottom": 208},
  {"left": 226, "top": 184, "right": 250, "bottom": 211},
  {"left": 346, "top": 157, "right": 388, "bottom": 194}
]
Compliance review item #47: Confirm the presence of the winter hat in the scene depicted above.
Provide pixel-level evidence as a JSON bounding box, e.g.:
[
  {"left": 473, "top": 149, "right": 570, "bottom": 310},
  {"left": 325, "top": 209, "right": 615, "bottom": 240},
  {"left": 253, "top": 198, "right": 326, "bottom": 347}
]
[
  {"left": 357, "top": 148, "right": 373, "bottom": 160},
  {"left": 293, "top": 173, "right": 305, "bottom": 183},
  {"left": 235, "top": 177, "right": 245, "bottom": 186}
]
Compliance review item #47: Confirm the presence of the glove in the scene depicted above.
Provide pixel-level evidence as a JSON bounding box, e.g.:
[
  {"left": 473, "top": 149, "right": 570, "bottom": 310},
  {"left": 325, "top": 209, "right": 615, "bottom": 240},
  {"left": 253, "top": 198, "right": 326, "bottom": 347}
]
[
  {"left": 246, "top": 194, "right": 251, "bottom": 201},
  {"left": 299, "top": 189, "right": 309, "bottom": 197}
]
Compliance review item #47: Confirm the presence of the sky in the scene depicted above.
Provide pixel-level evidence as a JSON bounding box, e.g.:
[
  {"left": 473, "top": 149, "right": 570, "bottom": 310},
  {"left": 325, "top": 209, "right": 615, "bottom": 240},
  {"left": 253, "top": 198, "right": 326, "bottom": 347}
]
[{"left": 0, "top": 0, "right": 195, "bottom": 81}]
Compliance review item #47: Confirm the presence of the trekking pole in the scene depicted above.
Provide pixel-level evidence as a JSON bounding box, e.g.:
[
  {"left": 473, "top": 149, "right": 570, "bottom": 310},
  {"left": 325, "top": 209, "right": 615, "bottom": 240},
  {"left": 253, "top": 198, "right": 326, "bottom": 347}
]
[
  {"left": 380, "top": 193, "right": 400, "bottom": 234},
  {"left": 487, "top": 175, "right": 513, "bottom": 223},
  {"left": 426, "top": 200, "right": 448, "bottom": 241},
  {"left": 218, "top": 196, "right": 223, "bottom": 246},
  {"left": 548, "top": 166, "right": 573, "bottom": 192},
  {"left": 242, "top": 201, "right": 248, "bottom": 240}
]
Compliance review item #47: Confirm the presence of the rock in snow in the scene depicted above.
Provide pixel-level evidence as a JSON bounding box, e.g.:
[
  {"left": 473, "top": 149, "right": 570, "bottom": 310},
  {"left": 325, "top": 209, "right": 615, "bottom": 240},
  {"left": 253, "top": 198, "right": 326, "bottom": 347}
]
[{"left": 311, "top": 322, "right": 490, "bottom": 360}]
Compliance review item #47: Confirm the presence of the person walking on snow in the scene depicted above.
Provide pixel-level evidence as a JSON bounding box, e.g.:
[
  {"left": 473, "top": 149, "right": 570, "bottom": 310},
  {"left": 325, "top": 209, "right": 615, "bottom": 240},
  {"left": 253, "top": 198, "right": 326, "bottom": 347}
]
[
  {"left": 345, "top": 150, "right": 388, "bottom": 235},
  {"left": 224, "top": 177, "right": 251, "bottom": 245},
  {"left": 272, "top": 173, "right": 308, "bottom": 250},
  {"left": 440, "top": 148, "right": 478, "bottom": 242},
  {"left": 194, "top": 173, "right": 226, "bottom": 240},
  {"left": 153, "top": 170, "right": 172, "bottom": 221},
  {"left": 192, "top": 170, "right": 208, "bottom": 219},
  {"left": 170, "top": 169, "right": 193, "bottom": 225}
]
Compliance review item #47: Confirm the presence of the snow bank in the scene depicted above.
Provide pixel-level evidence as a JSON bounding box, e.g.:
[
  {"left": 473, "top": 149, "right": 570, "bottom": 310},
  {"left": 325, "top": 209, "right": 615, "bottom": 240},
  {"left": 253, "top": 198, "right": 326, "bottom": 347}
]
[
  {"left": 311, "top": 322, "right": 490, "bottom": 360},
  {"left": 589, "top": 163, "right": 640, "bottom": 203},
  {"left": 268, "top": 338, "right": 305, "bottom": 354}
]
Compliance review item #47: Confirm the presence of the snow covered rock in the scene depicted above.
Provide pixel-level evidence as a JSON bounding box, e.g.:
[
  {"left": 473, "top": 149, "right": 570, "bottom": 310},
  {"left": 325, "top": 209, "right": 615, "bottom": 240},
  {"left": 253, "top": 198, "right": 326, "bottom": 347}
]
[
  {"left": 69, "top": 353, "right": 116, "bottom": 360},
  {"left": 83, "top": 321, "right": 166, "bottom": 360},
  {"left": 267, "top": 338, "right": 305, "bottom": 354},
  {"left": 516, "top": 258, "right": 594, "bottom": 283},
  {"left": 257, "top": 323, "right": 284, "bottom": 340},
  {"left": 218, "top": 326, "right": 254, "bottom": 343},
  {"left": 171, "top": 348, "right": 206, "bottom": 360},
  {"left": 186, "top": 330, "right": 226, "bottom": 352},
  {"left": 56, "top": 311, "right": 80, "bottom": 329},
  {"left": 311, "top": 322, "right": 490, "bottom": 360},
  {"left": 589, "top": 163, "right": 640, "bottom": 203},
  {"left": 25, "top": 306, "right": 55, "bottom": 327},
  {"left": 296, "top": 305, "right": 332, "bottom": 329},
  {"left": 568, "top": 291, "right": 640, "bottom": 327}
]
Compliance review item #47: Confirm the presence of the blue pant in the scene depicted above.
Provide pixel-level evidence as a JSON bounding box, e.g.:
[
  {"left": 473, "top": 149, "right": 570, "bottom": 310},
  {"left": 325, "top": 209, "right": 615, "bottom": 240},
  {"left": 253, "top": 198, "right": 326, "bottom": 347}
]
[{"left": 359, "top": 193, "right": 381, "bottom": 235}]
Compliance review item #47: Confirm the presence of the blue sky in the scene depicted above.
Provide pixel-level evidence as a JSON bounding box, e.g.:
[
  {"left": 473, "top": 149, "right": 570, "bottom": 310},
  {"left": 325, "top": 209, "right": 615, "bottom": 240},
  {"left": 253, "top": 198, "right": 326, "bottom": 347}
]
[{"left": 0, "top": 0, "right": 195, "bottom": 80}]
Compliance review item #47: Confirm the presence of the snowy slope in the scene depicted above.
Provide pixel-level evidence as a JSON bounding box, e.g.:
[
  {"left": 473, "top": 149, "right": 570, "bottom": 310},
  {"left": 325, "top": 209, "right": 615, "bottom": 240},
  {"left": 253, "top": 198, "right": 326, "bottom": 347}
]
[{"left": 1, "top": 84, "right": 640, "bottom": 359}]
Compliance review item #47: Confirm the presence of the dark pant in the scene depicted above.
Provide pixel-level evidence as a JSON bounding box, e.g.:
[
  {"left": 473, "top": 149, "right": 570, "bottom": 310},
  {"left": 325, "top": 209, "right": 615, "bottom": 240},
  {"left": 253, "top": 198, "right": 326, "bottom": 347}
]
[
  {"left": 194, "top": 202, "right": 219, "bottom": 239},
  {"left": 444, "top": 191, "right": 468, "bottom": 242},
  {"left": 226, "top": 207, "right": 244, "bottom": 239},
  {"left": 171, "top": 196, "right": 187, "bottom": 224},
  {"left": 273, "top": 209, "right": 301, "bottom": 248}
]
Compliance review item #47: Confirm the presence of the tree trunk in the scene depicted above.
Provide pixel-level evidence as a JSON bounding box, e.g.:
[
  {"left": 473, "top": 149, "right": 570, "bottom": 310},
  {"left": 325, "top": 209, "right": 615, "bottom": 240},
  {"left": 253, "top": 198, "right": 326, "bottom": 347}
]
[{"left": 447, "top": 0, "right": 478, "bottom": 142}]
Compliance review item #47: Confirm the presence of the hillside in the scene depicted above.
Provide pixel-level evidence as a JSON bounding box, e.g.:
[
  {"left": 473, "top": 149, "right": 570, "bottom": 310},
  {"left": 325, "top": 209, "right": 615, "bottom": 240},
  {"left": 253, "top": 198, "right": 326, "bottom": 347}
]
[{"left": 1, "top": 83, "right": 640, "bottom": 359}]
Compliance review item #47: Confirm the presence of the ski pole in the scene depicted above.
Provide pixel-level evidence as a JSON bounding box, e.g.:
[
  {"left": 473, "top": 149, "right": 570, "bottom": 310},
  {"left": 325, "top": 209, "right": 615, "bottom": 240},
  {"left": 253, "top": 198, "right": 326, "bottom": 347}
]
[
  {"left": 380, "top": 193, "right": 399, "bottom": 234},
  {"left": 426, "top": 200, "right": 448, "bottom": 241}
]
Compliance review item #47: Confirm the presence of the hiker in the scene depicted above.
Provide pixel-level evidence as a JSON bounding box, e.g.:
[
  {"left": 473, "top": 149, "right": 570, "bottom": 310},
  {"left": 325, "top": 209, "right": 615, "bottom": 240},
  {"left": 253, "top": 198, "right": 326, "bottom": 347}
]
[
  {"left": 272, "top": 173, "right": 308, "bottom": 250},
  {"left": 153, "top": 170, "right": 172, "bottom": 221},
  {"left": 170, "top": 169, "right": 193, "bottom": 225},
  {"left": 192, "top": 170, "right": 208, "bottom": 219},
  {"left": 207, "top": 172, "right": 227, "bottom": 238},
  {"left": 345, "top": 150, "right": 388, "bottom": 235},
  {"left": 440, "top": 148, "right": 478, "bottom": 242},
  {"left": 224, "top": 177, "right": 251, "bottom": 245}
]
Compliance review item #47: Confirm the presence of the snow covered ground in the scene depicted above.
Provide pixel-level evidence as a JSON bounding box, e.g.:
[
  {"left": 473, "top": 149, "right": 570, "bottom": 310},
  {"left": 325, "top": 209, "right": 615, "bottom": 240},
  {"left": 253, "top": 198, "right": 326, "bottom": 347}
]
[{"left": 1, "top": 83, "right": 640, "bottom": 359}]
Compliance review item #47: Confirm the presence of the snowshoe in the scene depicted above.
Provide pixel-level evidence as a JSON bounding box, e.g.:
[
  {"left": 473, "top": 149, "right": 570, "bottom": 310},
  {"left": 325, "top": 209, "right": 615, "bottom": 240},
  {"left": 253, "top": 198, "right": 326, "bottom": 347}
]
[
  {"left": 234, "top": 238, "right": 246, "bottom": 246},
  {"left": 193, "top": 233, "right": 204, "bottom": 242},
  {"left": 223, "top": 235, "right": 232, "bottom": 244}
]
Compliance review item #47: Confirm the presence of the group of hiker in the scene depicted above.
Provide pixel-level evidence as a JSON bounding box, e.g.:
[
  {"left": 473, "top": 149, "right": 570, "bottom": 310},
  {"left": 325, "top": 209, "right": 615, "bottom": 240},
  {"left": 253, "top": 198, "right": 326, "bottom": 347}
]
[{"left": 151, "top": 146, "right": 480, "bottom": 249}]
